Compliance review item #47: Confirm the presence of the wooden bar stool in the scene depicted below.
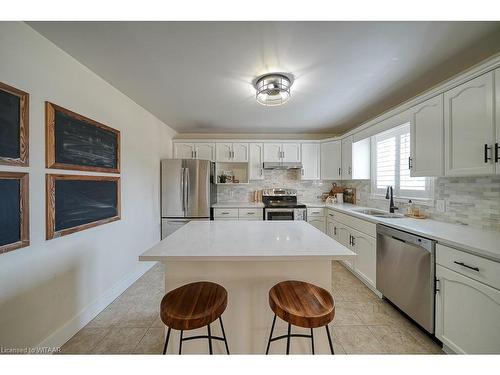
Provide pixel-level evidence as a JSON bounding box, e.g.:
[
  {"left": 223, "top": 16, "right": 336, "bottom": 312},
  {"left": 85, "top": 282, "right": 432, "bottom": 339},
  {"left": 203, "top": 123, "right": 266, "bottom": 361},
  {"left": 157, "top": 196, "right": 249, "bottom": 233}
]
[
  {"left": 160, "top": 281, "right": 230, "bottom": 355},
  {"left": 265, "top": 280, "right": 335, "bottom": 355}
]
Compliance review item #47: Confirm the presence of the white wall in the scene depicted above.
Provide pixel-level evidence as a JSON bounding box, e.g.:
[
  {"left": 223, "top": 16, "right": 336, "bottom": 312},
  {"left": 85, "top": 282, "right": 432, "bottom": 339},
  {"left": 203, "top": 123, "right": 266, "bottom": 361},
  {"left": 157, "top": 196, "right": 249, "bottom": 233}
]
[{"left": 0, "top": 22, "right": 176, "bottom": 348}]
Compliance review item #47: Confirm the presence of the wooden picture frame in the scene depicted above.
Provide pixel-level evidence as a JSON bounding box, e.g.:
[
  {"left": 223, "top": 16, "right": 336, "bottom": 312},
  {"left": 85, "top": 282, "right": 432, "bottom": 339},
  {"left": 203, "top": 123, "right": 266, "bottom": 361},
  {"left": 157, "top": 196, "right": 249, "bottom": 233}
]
[
  {"left": 45, "top": 102, "right": 120, "bottom": 173},
  {"left": 46, "top": 174, "right": 121, "bottom": 240},
  {"left": 0, "top": 82, "right": 29, "bottom": 166},
  {"left": 0, "top": 172, "right": 29, "bottom": 254}
]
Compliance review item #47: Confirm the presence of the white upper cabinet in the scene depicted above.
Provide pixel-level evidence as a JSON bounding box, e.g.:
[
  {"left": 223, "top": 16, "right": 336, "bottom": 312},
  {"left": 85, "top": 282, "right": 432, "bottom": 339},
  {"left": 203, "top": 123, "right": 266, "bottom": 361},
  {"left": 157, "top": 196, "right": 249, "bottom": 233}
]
[
  {"left": 174, "top": 143, "right": 196, "bottom": 159},
  {"left": 341, "top": 136, "right": 353, "bottom": 180},
  {"left": 495, "top": 68, "right": 500, "bottom": 174},
  {"left": 263, "top": 143, "right": 301, "bottom": 163},
  {"left": 444, "top": 72, "right": 495, "bottom": 176},
  {"left": 320, "top": 140, "right": 342, "bottom": 180},
  {"left": 249, "top": 143, "right": 264, "bottom": 180},
  {"left": 409, "top": 95, "right": 444, "bottom": 177},
  {"left": 300, "top": 143, "right": 320, "bottom": 180},
  {"left": 351, "top": 138, "right": 371, "bottom": 180},
  {"left": 174, "top": 142, "right": 215, "bottom": 160},
  {"left": 263, "top": 143, "right": 282, "bottom": 162},
  {"left": 216, "top": 143, "right": 233, "bottom": 162},
  {"left": 282, "top": 143, "right": 301, "bottom": 162},
  {"left": 194, "top": 143, "right": 216, "bottom": 161},
  {"left": 216, "top": 142, "right": 248, "bottom": 162},
  {"left": 232, "top": 143, "right": 249, "bottom": 162}
]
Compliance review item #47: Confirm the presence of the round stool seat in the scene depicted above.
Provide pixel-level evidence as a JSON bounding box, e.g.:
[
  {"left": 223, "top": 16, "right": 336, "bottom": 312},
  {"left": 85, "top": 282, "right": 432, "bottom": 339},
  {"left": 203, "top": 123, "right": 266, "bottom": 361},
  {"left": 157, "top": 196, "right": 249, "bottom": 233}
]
[
  {"left": 160, "top": 281, "right": 227, "bottom": 331},
  {"left": 269, "top": 280, "right": 335, "bottom": 329}
]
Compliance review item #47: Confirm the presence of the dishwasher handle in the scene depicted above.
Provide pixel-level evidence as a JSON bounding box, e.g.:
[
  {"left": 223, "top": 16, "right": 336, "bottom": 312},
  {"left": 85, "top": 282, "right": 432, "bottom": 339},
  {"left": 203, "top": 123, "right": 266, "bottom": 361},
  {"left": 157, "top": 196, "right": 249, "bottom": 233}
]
[{"left": 376, "top": 224, "right": 435, "bottom": 252}]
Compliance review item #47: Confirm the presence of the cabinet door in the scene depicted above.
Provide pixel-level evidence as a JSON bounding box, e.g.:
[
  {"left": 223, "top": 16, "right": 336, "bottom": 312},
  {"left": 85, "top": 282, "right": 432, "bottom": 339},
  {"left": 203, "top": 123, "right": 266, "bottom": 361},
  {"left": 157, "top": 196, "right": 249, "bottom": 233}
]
[
  {"left": 232, "top": 143, "right": 249, "bottom": 162},
  {"left": 341, "top": 136, "right": 353, "bottom": 180},
  {"left": 336, "top": 223, "right": 354, "bottom": 270},
  {"left": 301, "top": 143, "right": 320, "bottom": 180},
  {"left": 320, "top": 141, "right": 342, "bottom": 180},
  {"left": 263, "top": 143, "right": 282, "bottom": 162},
  {"left": 249, "top": 143, "right": 264, "bottom": 180},
  {"left": 282, "top": 143, "right": 301, "bottom": 162},
  {"left": 496, "top": 68, "right": 500, "bottom": 175},
  {"left": 410, "top": 95, "right": 444, "bottom": 177},
  {"left": 351, "top": 228, "right": 376, "bottom": 287},
  {"left": 444, "top": 72, "right": 495, "bottom": 176},
  {"left": 435, "top": 265, "right": 500, "bottom": 354},
  {"left": 326, "top": 216, "right": 335, "bottom": 238},
  {"left": 216, "top": 143, "right": 233, "bottom": 162},
  {"left": 174, "top": 143, "right": 195, "bottom": 159},
  {"left": 195, "top": 143, "right": 215, "bottom": 161},
  {"left": 308, "top": 218, "right": 326, "bottom": 233}
]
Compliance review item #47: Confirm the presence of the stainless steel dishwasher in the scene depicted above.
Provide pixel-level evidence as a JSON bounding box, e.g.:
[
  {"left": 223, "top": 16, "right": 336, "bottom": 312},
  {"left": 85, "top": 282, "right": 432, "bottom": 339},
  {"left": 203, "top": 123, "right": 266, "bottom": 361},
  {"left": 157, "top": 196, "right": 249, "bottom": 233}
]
[{"left": 376, "top": 224, "right": 436, "bottom": 334}]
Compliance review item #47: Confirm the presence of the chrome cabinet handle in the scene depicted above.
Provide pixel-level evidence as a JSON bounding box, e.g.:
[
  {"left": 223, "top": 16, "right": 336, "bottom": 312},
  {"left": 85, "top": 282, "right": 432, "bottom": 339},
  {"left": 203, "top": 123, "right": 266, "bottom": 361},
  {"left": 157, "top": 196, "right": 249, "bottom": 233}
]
[
  {"left": 333, "top": 226, "right": 337, "bottom": 236},
  {"left": 454, "top": 261, "right": 479, "bottom": 272},
  {"left": 338, "top": 167, "right": 341, "bottom": 176},
  {"left": 348, "top": 166, "right": 351, "bottom": 175},
  {"left": 221, "top": 212, "right": 230, "bottom": 215},
  {"left": 246, "top": 212, "right": 255, "bottom": 215}
]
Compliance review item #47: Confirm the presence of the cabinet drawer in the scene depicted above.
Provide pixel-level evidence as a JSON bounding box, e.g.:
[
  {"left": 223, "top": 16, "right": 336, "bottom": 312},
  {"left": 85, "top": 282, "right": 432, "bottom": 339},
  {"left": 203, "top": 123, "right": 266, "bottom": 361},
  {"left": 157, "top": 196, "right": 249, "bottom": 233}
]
[
  {"left": 327, "top": 209, "right": 376, "bottom": 237},
  {"left": 214, "top": 208, "right": 238, "bottom": 218},
  {"left": 436, "top": 244, "right": 500, "bottom": 290},
  {"left": 238, "top": 208, "right": 263, "bottom": 219},
  {"left": 307, "top": 208, "right": 325, "bottom": 217}
]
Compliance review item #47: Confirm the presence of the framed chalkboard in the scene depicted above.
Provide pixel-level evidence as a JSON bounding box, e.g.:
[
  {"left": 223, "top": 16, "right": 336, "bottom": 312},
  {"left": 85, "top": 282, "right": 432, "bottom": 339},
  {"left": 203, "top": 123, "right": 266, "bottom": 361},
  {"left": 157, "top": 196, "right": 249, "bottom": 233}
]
[
  {"left": 46, "top": 174, "right": 121, "bottom": 239},
  {"left": 46, "top": 102, "right": 120, "bottom": 173},
  {"left": 0, "top": 82, "right": 29, "bottom": 166},
  {"left": 0, "top": 172, "right": 29, "bottom": 254}
]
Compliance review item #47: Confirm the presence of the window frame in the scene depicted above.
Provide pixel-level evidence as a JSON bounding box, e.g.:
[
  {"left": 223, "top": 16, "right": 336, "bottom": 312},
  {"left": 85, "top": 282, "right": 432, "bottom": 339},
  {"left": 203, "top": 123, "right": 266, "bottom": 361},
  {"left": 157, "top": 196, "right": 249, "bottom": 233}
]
[{"left": 370, "top": 123, "right": 434, "bottom": 203}]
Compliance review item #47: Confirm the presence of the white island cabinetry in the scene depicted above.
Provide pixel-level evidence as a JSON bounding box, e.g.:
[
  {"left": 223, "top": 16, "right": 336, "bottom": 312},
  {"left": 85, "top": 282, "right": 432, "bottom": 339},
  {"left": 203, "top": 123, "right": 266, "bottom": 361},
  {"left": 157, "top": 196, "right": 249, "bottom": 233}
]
[{"left": 139, "top": 221, "right": 355, "bottom": 354}]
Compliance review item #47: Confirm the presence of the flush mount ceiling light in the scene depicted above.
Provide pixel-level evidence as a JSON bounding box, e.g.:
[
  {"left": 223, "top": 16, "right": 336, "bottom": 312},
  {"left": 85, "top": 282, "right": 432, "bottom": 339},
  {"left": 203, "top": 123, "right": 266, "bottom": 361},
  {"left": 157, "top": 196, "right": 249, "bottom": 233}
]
[{"left": 253, "top": 73, "right": 294, "bottom": 107}]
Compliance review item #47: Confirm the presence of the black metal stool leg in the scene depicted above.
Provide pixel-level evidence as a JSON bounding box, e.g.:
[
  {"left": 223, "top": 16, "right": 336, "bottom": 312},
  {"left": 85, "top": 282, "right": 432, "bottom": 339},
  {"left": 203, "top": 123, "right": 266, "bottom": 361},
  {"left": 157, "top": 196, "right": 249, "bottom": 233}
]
[
  {"left": 325, "top": 325, "right": 334, "bottom": 354},
  {"left": 265, "top": 314, "right": 277, "bottom": 355},
  {"left": 310, "top": 328, "right": 315, "bottom": 355},
  {"left": 286, "top": 322, "right": 291, "bottom": 355},
  {"left": 179, "top": 330, "right": 183, "bottom": 354},
  {"left": 219, "top": 317, "right": 230, "bottom": 354},
  {"left": 162, "top": 327, "right": 171, "bottom": 355},
  {"left": 207, "top": 324, "right": 213, "bottom": 354}
]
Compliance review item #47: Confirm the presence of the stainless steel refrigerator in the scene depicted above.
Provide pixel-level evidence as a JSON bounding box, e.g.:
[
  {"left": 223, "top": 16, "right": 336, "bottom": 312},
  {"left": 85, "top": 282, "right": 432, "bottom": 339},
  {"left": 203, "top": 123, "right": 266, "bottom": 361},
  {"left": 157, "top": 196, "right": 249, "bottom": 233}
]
[{"left": 161, "top": 159, "right": 216, "bottom": 239}]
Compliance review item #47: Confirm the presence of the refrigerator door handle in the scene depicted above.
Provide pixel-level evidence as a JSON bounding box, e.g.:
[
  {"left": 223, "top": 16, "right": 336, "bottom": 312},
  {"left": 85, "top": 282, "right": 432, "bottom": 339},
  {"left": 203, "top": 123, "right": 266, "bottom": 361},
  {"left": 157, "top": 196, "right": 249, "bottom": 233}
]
[
  {"left": 185, "top": 167, "right": 190, "bottom": 211},
  {"left": 182, "top": 167, "right": 188, "bottom": 213}
]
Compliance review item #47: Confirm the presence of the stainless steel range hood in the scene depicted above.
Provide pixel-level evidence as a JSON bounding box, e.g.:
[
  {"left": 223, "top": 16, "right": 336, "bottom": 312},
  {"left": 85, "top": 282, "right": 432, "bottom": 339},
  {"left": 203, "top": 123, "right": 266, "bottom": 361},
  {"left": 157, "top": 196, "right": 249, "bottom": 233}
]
[{"left": 263, "top": 162, "right": 303, "bottom": 170}]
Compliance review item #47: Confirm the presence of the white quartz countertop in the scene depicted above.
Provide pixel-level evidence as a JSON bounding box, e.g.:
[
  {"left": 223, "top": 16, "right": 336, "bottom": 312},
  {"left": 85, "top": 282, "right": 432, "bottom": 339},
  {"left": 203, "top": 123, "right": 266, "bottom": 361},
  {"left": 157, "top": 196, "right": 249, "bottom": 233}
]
[
  {"left": 139, "top": 221, "right": 355, "bottom": 262},
  {"left": 212, "top": 202, "right": 265, "bottom": 208},
  {"left": 305, "top": 202, "right": 500, "bottom": 262}
]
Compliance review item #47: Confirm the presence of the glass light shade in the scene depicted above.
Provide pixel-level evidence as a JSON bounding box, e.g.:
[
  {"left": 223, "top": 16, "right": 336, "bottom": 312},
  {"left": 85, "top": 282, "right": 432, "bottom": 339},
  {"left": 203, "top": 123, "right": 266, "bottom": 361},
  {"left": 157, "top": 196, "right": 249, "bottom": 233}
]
[{"left": 254, "top": 74, "right": 292, "bottom": 106}]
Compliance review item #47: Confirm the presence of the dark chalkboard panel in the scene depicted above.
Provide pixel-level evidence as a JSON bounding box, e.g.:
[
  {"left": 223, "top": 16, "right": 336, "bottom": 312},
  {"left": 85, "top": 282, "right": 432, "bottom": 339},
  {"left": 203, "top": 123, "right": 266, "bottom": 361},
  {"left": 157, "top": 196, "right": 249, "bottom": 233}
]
[
  {"left": 0, "top": 82, "right": 29, "bottom": 166},
  {"left": 46, "top": 102, "right": 120, "bottom": 173},
  {"left": 46, "top": 174, "right": 120, "bottom": 239},
  {"left": 0, "top": 172, "right": 29, "bottom": 254}
]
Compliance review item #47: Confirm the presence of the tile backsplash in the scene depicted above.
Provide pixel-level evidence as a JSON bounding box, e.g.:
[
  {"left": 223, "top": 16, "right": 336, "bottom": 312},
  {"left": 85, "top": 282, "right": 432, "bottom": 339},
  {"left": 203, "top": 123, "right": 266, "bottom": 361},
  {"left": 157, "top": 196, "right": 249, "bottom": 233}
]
[
  {"left": 217, "top": 169, "right": 335, "bottom": 203},
  {"left": 217, "top": 170, "right": 500, "bottom": 232},
  {"left": 343, "top": 176, "right": 500, "bottom": 231}
]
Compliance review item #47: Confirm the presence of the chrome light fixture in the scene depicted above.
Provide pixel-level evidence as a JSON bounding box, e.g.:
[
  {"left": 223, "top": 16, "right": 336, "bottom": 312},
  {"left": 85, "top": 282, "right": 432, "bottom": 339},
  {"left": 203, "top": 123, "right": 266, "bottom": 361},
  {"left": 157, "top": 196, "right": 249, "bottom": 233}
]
[{"left": 253, "top": 73, "right": 293, "bottom": 106}]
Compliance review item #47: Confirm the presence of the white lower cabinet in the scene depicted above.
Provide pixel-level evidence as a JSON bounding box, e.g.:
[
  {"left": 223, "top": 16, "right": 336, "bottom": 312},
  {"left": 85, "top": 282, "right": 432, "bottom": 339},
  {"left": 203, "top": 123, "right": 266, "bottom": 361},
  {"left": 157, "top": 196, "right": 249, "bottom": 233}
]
[
  {"left": 435, "top": 243, "right": 500, "bottom": 354},
  {"left": 435, "top": 264, "right": 500, "bottom": 354},
  {"left": 350, "top": 228, "right": 376, "bottom": 287},
  {"left": 325, "top": 209, "right": 377, "bottom": 289},
  {"left": 214, "top": 208, "right": 263, "bottom": 221}
]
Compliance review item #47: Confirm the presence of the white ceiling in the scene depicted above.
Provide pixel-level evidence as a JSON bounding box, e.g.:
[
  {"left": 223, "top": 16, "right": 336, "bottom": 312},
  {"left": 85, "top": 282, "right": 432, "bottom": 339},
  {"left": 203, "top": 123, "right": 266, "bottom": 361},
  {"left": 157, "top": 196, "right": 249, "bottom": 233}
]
[{"left": 28, "top": 21, "right": 500, "bottom": 134}]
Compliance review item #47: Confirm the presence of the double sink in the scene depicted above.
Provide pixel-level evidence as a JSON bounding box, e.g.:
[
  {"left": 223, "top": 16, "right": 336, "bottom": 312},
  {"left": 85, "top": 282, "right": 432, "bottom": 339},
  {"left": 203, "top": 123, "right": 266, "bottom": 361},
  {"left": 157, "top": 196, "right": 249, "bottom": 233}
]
[{"left": 351, "top": 208, "right": 404, "bottom": 219}]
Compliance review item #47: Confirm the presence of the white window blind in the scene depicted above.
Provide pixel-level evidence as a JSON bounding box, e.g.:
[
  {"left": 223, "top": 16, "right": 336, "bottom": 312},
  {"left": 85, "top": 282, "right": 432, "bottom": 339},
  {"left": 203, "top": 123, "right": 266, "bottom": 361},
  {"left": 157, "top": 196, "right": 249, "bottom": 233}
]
[{"left": 371, "top": 123, "right": 432, "bottom": 200}]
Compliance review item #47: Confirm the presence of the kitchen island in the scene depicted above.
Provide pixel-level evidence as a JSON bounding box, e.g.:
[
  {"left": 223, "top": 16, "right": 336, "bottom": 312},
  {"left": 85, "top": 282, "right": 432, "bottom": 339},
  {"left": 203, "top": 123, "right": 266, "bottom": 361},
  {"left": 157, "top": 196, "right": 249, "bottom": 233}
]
[{"left": 139, "top": 220, "right": 355, "bottom": 354}]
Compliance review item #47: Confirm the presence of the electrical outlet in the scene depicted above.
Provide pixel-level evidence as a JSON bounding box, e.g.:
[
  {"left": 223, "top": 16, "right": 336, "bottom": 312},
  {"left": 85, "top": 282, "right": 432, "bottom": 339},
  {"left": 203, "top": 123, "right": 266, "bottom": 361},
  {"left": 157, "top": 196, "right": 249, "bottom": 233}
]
[{"left": 436, "top": 200, "right": 445, "bottom": 213}]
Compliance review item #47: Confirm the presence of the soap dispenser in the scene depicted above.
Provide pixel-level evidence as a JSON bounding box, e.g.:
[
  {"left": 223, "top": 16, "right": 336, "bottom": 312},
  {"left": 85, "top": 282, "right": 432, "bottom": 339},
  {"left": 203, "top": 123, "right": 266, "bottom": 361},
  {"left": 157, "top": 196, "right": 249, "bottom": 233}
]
[{"left": 406, "top": 200, "right": 414, "bottom": 216}]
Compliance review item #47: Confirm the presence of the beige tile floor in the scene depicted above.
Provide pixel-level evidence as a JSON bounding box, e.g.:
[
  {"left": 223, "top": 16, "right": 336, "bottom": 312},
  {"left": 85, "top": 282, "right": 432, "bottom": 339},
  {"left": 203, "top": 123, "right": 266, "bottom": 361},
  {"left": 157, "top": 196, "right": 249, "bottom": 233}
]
[{"left": 60, "top": 261, "right": 443, "bottom": 354}]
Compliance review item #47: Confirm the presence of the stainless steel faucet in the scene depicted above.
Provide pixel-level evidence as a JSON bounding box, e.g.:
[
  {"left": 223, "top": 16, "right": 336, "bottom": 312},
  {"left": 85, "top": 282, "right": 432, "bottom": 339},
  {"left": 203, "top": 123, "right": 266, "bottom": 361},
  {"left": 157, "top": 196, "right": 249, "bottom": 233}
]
[{"left": 385, "top": 186, "right": 398, "bottom": 213}]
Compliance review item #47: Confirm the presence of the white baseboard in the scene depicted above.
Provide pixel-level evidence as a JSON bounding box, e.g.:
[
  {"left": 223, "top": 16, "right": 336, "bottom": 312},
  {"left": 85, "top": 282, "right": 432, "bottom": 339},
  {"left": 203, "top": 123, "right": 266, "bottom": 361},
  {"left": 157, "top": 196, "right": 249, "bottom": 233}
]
[{"left": 37, "top": 261, "right": 156, "bottom": 350}]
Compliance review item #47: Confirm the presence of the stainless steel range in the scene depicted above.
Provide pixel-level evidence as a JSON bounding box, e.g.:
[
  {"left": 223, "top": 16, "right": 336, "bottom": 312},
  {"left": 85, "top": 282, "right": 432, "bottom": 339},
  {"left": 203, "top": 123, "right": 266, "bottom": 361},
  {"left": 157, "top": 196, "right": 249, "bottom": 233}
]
[{"left": 262, "top": 188, "right": 307, "bottom": 221}]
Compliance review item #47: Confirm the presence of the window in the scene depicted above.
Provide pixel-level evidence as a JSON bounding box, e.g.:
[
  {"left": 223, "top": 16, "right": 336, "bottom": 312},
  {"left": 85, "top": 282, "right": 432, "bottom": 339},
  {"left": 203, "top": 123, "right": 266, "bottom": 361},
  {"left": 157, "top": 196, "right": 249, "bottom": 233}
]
[{"left": 371, "top": 123, "right": 432, "bottom": 200}]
